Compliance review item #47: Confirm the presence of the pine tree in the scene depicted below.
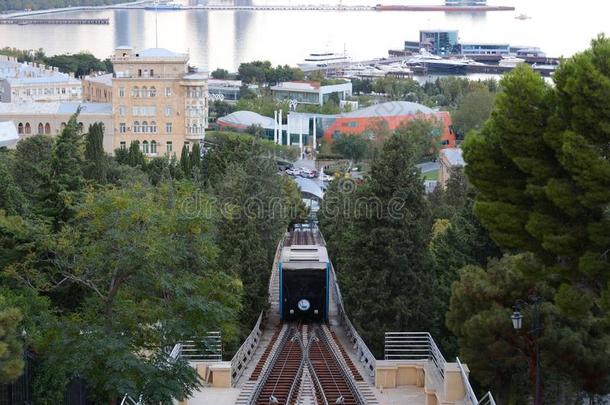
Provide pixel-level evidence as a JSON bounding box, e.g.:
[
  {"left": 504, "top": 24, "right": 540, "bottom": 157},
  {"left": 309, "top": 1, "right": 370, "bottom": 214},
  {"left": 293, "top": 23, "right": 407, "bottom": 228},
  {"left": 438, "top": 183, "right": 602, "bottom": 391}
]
[
  {"left": 320, "top": 125, "right": 439, "bottom": 355},
  {"left": 460, "top": 36, "right": 610, "bottom": 394},
  {"left": 0, "top": 152, "right": 28, "bottom": 216},
  {"left": 83, "top": 122, "right": 108, "bottom": 184},
  {"left": 0, "top": 301, "right": 24, "bottom": 383}
]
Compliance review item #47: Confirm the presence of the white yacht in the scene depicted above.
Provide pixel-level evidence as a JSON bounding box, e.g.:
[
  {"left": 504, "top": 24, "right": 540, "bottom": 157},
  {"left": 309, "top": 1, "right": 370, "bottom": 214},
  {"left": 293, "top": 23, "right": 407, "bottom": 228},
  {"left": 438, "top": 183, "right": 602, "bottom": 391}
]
[
  {"left": 499, "top": 56, "right": 526, "bottom": 67},
  {"left": 298, "top": 51, "right": 351, "bottom": 69}
]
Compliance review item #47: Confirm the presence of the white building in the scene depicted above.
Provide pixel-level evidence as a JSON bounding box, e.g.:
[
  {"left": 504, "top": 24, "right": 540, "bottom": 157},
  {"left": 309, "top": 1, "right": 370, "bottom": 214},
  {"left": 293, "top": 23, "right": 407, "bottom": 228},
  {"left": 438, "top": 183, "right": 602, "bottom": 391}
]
[
  {"left": 270, "top": 81, "right": 352, "bottom": 106},
  {"left": 0, "top": 121, "right": 18, "bottom": 148},
  {"left": 0, "top": 101, "right": 114, "bottom": 151},
  {"left": 0, "top": 55, "right": 82, "bottom": 103}
]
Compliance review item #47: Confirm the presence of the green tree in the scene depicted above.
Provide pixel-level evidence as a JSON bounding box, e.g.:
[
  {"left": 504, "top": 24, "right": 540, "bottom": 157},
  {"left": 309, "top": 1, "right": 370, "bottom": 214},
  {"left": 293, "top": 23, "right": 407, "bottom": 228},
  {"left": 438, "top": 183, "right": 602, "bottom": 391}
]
[
  {"left": 211, "top": 68, "right": 229, "bottom": 79},
  {"left": 460, "top": 36, "right": 610, "bottom": 395},
  {"left": 0, "top": 151, "right": 28, "bottom": 216},
  {"left": 42, "top": 113, "right": 84, "bottom": 229},
  {"left": 180, "top": 144, "right": 191, "bottom": 177},
  {"left": 83, "top": 122, "right": 108, "bottom": 184},
  {"left": 331, "top": 134, "right": 368, "bottom": 162},
  {"left": 12, "top": 135, "right": 53, "bottom": 209},
  {"left": 452, "top": 87, "right": 496, "bottom": 135},
  {"left": 127, "top": 140, "right": 145, "bottom": 168},
  {"left": 320, "top": 129, "right": 439, "bottom": 355},
  {"left": 23, "top": 183, "right": 241, "bottom": 403},
  {"left": 0, "top": 299, "right": 24, "bottom": 383}
]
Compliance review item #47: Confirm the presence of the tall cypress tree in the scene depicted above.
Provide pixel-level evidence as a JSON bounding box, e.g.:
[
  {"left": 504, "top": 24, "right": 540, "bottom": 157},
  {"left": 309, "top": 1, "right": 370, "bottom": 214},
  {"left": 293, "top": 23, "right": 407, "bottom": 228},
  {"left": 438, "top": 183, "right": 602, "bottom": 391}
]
[
  {"left": 190, "top": 142, "right": 201, "bottom": 175},
  {"left": 180, "top": 145, "right": 191, "bottom": 177},
  {"left": 127, "top": 141, "right": 145, "bottom": 168},
  {"left": 84, "top": 122, "right": 107, "bottom": 184},
  {"left": 43, "top": 112, "right": 85, "bottom": 229}
]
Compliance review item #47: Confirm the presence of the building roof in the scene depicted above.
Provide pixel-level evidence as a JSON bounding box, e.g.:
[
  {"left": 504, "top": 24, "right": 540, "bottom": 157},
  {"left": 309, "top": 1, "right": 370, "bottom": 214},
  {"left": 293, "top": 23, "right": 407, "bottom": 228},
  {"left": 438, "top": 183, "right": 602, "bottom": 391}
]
[
  {"left": 341, "top": 101, "right": 434, "bottom": 118},
  {"left": 5, "top": 73, "right": 80, "bottom": 85},
  {"left": 0, "top": 121, "right": 18, "bottom": 147},
  {"left": 0, "top": 102, "right": 112, "bottom": 115},
  {"left": 271, "top": 81, "right": 322, "bottom": 92},
  {"left": 137, "top": 48, "right": 186, "bottom": 59},
  {"left": 84, "top": 73, "right": 113, "bottom": 86},
  {"left": 217, "top": 110, "right": 276, "bottom": 130},
  {"left": 441, "top": 147, "right": 465, "bottom": 166},
  {"left": 293, "top": 177, "right": 325, "bottom": 200}
]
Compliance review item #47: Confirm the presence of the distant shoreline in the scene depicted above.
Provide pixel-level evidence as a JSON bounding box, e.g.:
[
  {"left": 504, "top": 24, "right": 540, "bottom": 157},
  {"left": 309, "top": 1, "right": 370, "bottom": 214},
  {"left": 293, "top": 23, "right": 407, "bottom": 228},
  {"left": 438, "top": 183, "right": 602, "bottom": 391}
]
[{"left": 0, "top": 0, "right": 149, "bottom": 19}]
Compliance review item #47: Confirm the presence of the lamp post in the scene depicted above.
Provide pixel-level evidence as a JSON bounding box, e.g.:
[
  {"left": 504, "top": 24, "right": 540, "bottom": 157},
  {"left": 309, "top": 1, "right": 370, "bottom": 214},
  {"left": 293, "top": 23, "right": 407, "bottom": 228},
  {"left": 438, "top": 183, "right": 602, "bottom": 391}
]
[{"left": 511, "top": 294, "right": 542, "bottom": 405}]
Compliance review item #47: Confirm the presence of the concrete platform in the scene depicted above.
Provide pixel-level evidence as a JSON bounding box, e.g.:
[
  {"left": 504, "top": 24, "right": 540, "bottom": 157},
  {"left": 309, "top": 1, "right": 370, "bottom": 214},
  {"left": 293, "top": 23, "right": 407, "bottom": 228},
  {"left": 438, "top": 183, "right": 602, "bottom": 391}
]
[{"left": 187, "top": 387, "right": 240, "bottom": 405}]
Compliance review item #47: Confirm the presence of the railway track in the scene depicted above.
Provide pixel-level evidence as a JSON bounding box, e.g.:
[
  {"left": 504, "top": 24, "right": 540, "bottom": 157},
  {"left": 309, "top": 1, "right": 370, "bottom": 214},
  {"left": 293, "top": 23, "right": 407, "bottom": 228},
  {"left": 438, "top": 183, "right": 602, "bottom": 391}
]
[{"left": 250, "top": 323, "right": 364, "bottom": 405}]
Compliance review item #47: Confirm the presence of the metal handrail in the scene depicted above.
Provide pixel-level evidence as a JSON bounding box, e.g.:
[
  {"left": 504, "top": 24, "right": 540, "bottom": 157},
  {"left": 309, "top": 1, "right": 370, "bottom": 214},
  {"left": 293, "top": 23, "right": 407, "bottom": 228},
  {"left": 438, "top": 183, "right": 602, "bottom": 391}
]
[
  {"left": 384, "top": 332, "right": 446, "bottom": 379},
  {"left": 456, "top": 357, "right": 478, "bottom": 405},
  {"left": 329, "top": 262, "right": 377, "bottom": 377},
  {"left": 479, "top": 391, "right": 497, "bottom": 405},
  {"left": 230, "top": 311, "right": 264, "bottom": 383}
]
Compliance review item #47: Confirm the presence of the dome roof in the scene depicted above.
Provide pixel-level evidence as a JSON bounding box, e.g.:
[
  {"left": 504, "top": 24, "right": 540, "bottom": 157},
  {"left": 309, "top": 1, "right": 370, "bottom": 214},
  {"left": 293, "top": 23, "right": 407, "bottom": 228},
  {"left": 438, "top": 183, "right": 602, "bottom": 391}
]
[
  {"left": 342, "top": 101, "right": 434, "bottom": 118},
  {"left": 218, "top": 111, "right": 276, "bottom": 130}
]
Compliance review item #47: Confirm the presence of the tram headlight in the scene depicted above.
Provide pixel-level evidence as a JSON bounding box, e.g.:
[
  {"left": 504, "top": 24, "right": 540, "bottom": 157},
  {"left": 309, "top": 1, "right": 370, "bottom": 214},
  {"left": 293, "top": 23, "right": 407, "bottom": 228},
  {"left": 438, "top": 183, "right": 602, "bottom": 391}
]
[{"left": 298, "top": 299, "right": 311, "bottom": 312}]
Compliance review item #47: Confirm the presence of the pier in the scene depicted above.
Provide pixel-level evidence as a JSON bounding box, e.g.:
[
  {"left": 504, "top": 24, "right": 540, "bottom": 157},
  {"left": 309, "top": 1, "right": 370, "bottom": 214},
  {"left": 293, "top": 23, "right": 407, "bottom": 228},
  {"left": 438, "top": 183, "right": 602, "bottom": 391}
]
[{"left": 0, "top": 17, "right": 109, "bottom": 24}]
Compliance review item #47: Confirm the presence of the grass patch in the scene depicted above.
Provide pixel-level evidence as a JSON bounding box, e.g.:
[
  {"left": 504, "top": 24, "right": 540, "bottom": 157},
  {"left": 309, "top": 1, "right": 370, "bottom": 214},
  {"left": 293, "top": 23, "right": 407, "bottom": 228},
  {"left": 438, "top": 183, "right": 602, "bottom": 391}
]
[{"left": 423, "top": 169, "right": 439, "bottom": 181}]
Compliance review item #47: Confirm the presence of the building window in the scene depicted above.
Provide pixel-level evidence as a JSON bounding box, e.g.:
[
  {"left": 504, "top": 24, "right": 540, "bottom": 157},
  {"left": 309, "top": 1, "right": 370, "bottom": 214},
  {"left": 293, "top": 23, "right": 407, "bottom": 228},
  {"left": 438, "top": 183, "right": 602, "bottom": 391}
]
[
  {"left": 119, "top": 123, "right": 127, "bottom": 133},
  {"left": 142, "top": 140, "right": 149, "bottom": 154},
  {"left": 150, "top": 69, "right": 154, "bottom": 77},
  {"left": 142, "top": 121, "right": 148, "bottom": 133},
  {"left": 120, "top": 141, "right": 126, "bottom": 150},
  {"left": 37, "top": 123, "right": 44, "bottom": 135},
  {"left": 78, "top": 122, "right": 84, "bottom": 133},
  {"left": 149, "top": 86, "right": 156, "bottom": 97},
  {"left": 166, "top": 141, "right": 172, "bottom": 153},
  {"left": 17, "top": 123, "right": 23, "bottom": 134},
  {"left": 133, "top": 121, "right": 140, "bottom": 133},
  {"left": 141, "top": 86, "right": 148, "bottom": 98},
  {"left": 25, "top": 123, "right": 31, "bottom": 134},
  {"left": 184, "top": 141, "right": 190, "bottom": 151},
  {"left": 119, "top": 105, "right": 126, "bottom": 116},
  {"left": 119, "top": 87, "right": 125, "bottom": 97},
  {"left": 165, "top": 106, "right": 172, "bottom": 116},
  {"left": 165, "top": 87, "right": 171, "bottom": 97},
  {"left": 132, "top": 87, "right": 139, "bottom": 98},
  {"left": 45, "top": 123, "right": 51, "bottom": 134},
  {"left": 138, "top": 69, "right": 142, "bottom": 77},
  {"left": 149, "top": 121, "right": 157, "bottom": 133},
  {"left": 150, "top": 140, "right": 157, "bottom": 154},
  {"left": 166, "top": 122, "right": 172, "bottom": 133}
]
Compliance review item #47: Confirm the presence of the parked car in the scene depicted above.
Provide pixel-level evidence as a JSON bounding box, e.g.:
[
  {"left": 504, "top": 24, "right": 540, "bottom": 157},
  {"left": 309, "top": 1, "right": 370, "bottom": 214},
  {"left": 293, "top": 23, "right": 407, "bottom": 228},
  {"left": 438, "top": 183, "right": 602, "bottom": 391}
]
[{"left": 286, "top": 168, "right": 300, "bottom": 176}]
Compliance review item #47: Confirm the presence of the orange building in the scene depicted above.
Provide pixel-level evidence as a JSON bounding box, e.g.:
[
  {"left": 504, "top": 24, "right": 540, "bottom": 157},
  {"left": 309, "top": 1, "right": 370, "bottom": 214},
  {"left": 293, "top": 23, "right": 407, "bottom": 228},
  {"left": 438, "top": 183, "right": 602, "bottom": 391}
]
[{"left": 321, "top": 101, "right": 456, "bottom": 148}]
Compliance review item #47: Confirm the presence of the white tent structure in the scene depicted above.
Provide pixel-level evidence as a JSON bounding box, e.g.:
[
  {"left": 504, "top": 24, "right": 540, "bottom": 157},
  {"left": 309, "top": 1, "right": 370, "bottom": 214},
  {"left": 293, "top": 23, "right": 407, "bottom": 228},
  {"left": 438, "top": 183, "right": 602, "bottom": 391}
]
[{"left": 0, "top": 121, "right": 18, "bottom": 148}]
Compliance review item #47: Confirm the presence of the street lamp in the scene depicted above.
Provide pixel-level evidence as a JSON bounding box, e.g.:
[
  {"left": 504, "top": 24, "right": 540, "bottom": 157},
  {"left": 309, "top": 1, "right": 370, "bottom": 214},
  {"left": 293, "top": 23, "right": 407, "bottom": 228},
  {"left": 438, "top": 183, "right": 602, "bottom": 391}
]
[
  {"left": 511, "top": 309, "right": 523, "bottom": 330},
  {"left": 511, "top": 295, "right": 542, "bottom": 405}
]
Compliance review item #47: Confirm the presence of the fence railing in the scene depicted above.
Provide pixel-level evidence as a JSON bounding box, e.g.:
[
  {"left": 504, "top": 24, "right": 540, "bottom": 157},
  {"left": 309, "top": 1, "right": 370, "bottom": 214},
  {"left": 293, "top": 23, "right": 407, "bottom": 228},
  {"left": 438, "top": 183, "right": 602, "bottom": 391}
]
[
  {"left": 457, "top": 357, "right": 478, "bottom": 405},
  {"left": 384, "top": 332, "right": 446, "bottom": 379},
  {"left": 180, "top": 331, "right": 222, "bottom": 361},
  {"left": 456, "top": 357, "right": 497, "bottom": 405},
  {"left": 478, "top": 391, "right": 497, "bottom": 405},
  {"left": 329, "top": 263, "right": 376, "bottom": 378},
  {"left": 230, "top": 311, "right": 264, "bottom": 383}
]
